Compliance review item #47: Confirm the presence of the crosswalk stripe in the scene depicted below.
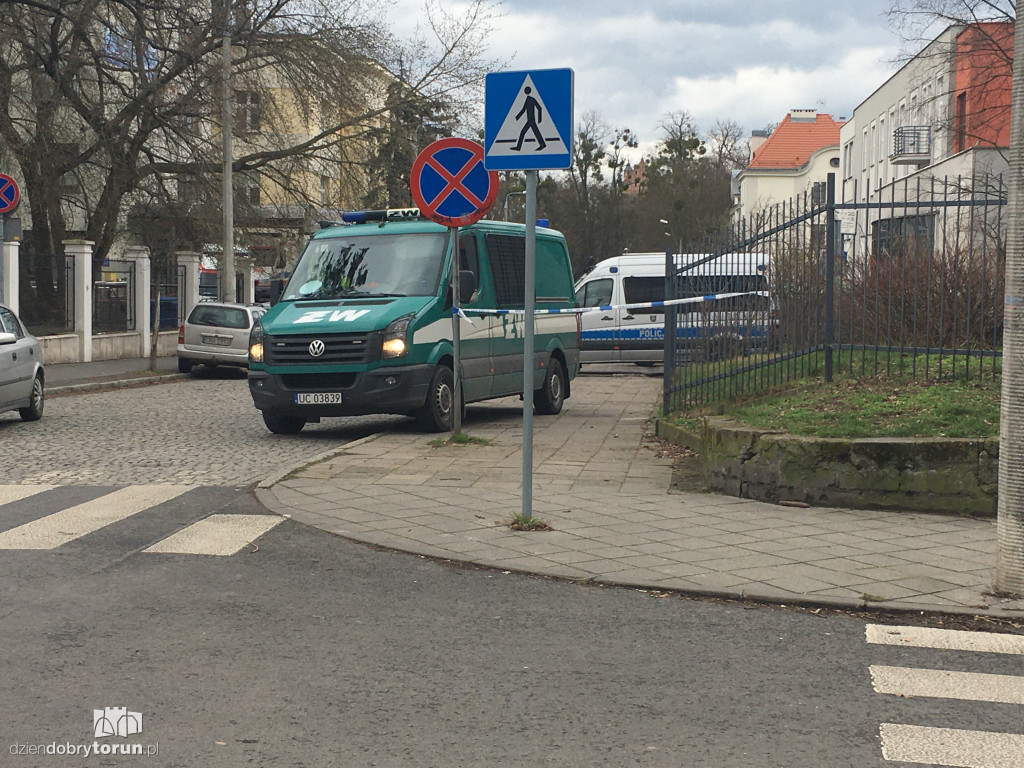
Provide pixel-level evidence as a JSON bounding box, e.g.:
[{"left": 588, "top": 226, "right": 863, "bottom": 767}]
[
  {"left": 142, "top": 514, "right": 283, "bottom": 556},
  {"left": 0, "top": 485, "right": 54, "bottom": 506},
  {"left": 880, "top": 724, "right": 1024, "bottom": 768},
  {"left": 866, "top": 624, "right": 1024, "bottom": 655},
  {"left": 871, "top": 665, "right": 1024, "bottom": 705},
  {"left": 0, "top": 486, "right": 191, "bottom": 550}
]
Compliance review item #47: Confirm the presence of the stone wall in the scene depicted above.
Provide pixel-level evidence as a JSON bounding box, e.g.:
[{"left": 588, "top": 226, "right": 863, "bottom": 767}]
[
  {"left": 40, "top": 331, "right": 177, "bottom": 364},
  {"left": 657, "top": 417, "right": 998, "bottom": 517}
]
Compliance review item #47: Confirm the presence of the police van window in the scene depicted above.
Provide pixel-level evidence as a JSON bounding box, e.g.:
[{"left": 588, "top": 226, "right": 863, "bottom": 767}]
[
  {"left": 623, "top": 276, "right": 664, "bottom": 315},
  {"left": 575, "top": 279, "right": 612, "bottom": 308},
  {"left": 485, "top": 234, "right": 525, "bottom": 307}
]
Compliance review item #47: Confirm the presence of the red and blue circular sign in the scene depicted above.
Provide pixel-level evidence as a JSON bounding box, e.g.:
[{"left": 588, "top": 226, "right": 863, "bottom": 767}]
[
  {"left": 0, "top": 173, "right": 20, "bottom": 215},
  {"left": 410, "top": 138, "right": 498, "bottom": 227}
]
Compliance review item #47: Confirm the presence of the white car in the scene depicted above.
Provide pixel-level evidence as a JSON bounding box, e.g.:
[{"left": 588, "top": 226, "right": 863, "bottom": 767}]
[
  {"left": 177, "top": 302, "right": 266, "bottom": 374},
  {"left": 0, "top": 304, "right": 44, "bottom": 421}
]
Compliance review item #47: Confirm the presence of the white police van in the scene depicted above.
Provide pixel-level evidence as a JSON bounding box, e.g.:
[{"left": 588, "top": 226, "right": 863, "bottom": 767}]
[{"left": 573, "top": 252, "right": 774, "bottom": 364}]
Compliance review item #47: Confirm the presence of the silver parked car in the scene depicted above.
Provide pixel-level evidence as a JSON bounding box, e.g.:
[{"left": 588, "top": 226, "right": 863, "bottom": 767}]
[
  {"left": 177, "top": 302, "right": 266, "bottom": 374},
  {"left": 0, "top": 304, "right": 44, "bottom": 421}
]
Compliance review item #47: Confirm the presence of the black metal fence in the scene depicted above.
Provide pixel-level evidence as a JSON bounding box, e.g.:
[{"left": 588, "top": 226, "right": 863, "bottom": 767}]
[
  {"left": 664, "top": 171, "right": 1006, "bottom": 412},
  {"left": 151, "top": 264, "right": 186, "bottom": 330},
  {"left": 93, "top": 259, "right": 135, "bottom": 333},
  {"left": 18, "top": 254, "right": 74, "bottom": 335}
]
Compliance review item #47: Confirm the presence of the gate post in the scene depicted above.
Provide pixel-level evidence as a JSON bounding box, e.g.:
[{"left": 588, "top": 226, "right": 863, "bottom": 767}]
[
  {"left": 1, "top": 237, "right": 18, "bottom": 315},
  {"left": 663, "top": 245, "right": 677, "bottom": 415},
  {"left": 124, "top": 246, "right": 151, "bottom": 357},
  {"left": 824, "top": 173, "right": 836, "bottom": 383},
  {"left": 236, "top": 256, "right": 254, "bottom": 304},
  {"left": 64, "top": 239, "right": 94, "bottom": 363},
  {"left": 176, "top": 251, "right": 201, "bottom": 320}
]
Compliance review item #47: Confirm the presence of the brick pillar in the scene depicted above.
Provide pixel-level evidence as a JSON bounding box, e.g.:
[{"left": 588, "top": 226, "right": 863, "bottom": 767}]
[{"left": 64, "top": 239, "right": 94, "bottom": 362}]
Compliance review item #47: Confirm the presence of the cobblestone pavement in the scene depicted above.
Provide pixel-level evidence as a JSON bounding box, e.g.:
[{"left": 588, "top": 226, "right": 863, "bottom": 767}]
[{"left": 1, "top": 373, "right": 406, "bottom": 486}]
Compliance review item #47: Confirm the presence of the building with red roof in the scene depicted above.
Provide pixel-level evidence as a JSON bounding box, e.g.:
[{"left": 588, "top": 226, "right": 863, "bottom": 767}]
[{"left": 736, "top": 110, "right": 843, "bottom": 220}]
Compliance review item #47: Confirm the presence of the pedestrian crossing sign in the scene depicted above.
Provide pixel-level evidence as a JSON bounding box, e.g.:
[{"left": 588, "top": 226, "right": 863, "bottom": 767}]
[{"left": 485, "top": 68, "right": 573, "bottom": 171}]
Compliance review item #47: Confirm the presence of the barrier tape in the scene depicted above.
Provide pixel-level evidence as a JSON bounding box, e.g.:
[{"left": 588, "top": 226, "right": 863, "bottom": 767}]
[{"left": 455, "top": 291, "right": 757, "bottom": 317}]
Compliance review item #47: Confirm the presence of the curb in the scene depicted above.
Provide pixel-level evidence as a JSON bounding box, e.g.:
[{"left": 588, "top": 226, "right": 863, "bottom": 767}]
[
  {"left": 49, "top": 373, "right": 189, "bottom": 396},
  {"left": 256, "top": 432, "right": 387, "bottom": 490}
]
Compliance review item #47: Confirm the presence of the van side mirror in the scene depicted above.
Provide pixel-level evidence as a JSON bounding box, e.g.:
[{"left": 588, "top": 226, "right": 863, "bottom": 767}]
[
  {"left": 0, "top": 332, "right": 15, "bottom": 345},
  {"left": 269, "top": 279, "right": 285, "bottom": 306},
  {"left": 459, "top": 270, "right": 476, "bottom": 304}
]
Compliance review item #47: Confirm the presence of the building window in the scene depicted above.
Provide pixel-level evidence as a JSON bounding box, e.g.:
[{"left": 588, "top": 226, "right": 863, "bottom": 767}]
[
  {"left": 955, "top": 91, "right": 967, "bottom": 153},
  {"left": 234, "top": 90, "right": 261, "bottom": 135},
  {"left": 872, "top": 214, "right": 934, "bottom": 258},
  {"left": 236, "top": 172, "right": 261, "bottom": 206}
]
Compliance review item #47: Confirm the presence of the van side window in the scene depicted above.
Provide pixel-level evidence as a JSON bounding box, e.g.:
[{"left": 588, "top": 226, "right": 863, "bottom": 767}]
[
  {"left": 485, "top": 234, "right": 525, "bottom": 307},
  {"left": 575, "top": 278, "right": 612, "bottom": 308},
  {"left": 623, "top": 276, "right": 664, "bottom": 315},
  {"left": 459, "top": 235, "right": 479, "bottom": 280}
]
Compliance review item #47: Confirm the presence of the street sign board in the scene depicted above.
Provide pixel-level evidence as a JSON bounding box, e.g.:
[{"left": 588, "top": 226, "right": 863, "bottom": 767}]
[
  {"left": 484, "top": 68, "right": 573, "bottom": 171},
  {"left": 410, "top": 138, "right": 498, "bottom": 227},
  {"left": 0, "top": 174, "right": 20, "bottom": 215}
]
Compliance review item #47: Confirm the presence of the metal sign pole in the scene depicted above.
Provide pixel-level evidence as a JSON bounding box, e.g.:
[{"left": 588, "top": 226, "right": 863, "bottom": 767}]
[
  {"left": 450, "top": 225, "right": 462, "bottom": 434},
  {"left": 522, "top": 170, "right": 537, "bottom": 518}
]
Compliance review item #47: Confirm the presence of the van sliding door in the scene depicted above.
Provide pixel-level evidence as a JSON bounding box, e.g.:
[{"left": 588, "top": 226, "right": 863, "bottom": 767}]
[{"left": 618, "top": 276, "right": 665, "bottom": 363}]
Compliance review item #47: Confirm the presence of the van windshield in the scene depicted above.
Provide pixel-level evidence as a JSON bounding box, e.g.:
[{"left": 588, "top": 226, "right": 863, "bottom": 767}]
[{"left": 283, "top": 233, "right": 448, "bottom": 301}]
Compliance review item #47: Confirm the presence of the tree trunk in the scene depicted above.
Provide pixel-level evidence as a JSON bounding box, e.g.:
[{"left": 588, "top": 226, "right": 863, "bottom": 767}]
[{"left": 997, "top": 17, "right": 1024, "bottom": 594}]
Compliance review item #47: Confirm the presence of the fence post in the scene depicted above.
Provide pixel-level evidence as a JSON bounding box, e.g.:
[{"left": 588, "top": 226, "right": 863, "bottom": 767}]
[
  {"left": 1, "top": 237, "right": 18, "bottom": 315},
  {"left": 663, "top": 245, "right": 676, "bottom": 416},
  {"left": 176, "top": 251, "right": 201, "bottom": 320},
  {"left": 64, "top": 239, "right": 94, "bottom": 363},
  {"left": 237, "top": 256, "right": 254, "bottom": 304},
  {"left": 124, "top": 246, "right": 151, "bottom": 357},
  {"left": 825, "top": 173, "right": 836, "bottom": 383}
]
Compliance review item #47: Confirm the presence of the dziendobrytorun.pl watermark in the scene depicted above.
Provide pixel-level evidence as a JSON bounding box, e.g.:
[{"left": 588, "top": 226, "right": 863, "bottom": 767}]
[{"left": 9, "top": 742, "right": 159, "bottom": 757}]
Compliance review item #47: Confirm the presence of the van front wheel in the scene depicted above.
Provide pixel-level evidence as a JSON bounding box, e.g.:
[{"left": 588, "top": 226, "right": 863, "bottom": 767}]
[
  {"left": 535, "top": 357, "right": 566, "bottom": 415},
  {"left": 416, "top": 365, "right": 454, "bottom": 432},
  {"left": 262, "top": 409, "right": 306, "bottom": 435}
]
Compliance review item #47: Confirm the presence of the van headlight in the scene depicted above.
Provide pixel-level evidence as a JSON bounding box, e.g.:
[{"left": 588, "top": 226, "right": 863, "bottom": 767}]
[
  {"left": 249, "top": 319, "right": 264, "bottom": 363},
  {"left": 382, "top": 314, "right": 414, "bottom": 359}
]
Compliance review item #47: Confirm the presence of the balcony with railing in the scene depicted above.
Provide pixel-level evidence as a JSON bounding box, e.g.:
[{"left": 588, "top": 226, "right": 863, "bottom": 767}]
[{"left": 890, "top": 125, "right": 932, "bottom": 166}]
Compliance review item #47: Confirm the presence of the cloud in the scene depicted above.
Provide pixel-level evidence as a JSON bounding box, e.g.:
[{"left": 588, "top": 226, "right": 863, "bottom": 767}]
[{"left": 386, "top": 0, "right": 906, "bottom": 149}]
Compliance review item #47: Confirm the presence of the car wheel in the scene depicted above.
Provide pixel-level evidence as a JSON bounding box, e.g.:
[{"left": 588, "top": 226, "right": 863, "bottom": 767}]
[
  {"left": 416, "top": 365, "right": 454, "bottom": 432},
  {"left": 262, "top": 409, "right": 306, "bottom": 435},
  {"left": 18, "top": 373, "right": 44, "bottom": 422},
  {"left": 535, "top": 357, "right": 566, "bottom": 415},
  {"left": 177, "top": 358, "right": 194, "bottom": 374}
]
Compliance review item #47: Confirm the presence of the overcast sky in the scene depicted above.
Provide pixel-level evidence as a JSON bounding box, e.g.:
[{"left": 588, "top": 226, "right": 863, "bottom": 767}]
[{"left": 389, "top": 0, "right": 916, "bottom": 155}]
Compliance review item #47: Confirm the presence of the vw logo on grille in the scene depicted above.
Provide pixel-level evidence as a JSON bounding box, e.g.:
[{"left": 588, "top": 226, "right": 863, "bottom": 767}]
[{"left": 308, "top": 339, "right": 326, "bottom": 358}]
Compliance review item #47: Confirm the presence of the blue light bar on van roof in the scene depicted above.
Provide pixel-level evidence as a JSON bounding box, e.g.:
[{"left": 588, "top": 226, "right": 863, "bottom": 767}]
[{"left": 340, "top": 208, "right": 423, "bottom": 224}]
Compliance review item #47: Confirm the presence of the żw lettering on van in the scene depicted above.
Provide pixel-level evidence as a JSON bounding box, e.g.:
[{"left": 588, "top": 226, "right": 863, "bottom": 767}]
[{"left": 293, "top": 309, "right": 372, "bottom": 324}]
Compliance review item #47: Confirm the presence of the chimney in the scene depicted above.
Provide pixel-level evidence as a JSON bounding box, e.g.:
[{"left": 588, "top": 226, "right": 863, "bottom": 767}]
[{"left": 750, "top": 129, "right": 769, "bottom": 156}]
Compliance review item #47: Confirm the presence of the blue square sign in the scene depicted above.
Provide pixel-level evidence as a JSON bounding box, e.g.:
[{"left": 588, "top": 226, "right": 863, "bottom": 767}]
[{"left": 484, "top": 68, "right": 573, "bottom": 171}]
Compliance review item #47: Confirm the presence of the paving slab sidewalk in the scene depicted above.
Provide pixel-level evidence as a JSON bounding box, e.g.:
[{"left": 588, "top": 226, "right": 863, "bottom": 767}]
[{"left": 257, "top": 373, "right": 1024, "bottom": 619}]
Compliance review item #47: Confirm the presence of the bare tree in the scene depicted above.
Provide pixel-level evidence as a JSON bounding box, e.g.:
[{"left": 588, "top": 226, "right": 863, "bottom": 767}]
[
  {"left": 707, "top": 118, "right": 748, "bottom": 170},
  {"left": 567, "top": 110, "right": 609, "bottom": 214},
  {"left": 0, "top": 0, "right": 499, "bottom": 275}
]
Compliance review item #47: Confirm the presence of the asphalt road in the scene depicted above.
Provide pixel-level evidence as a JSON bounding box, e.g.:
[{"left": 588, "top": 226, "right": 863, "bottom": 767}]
[{"left": 1, "top": 375, "right": 1022, "bottom": 767}]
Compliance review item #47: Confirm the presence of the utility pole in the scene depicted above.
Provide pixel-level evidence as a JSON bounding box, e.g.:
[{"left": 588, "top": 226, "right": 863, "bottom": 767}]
[
  {"left": 997, "top": 16, "right": 1024, "bottom": 594},
  {"left": 221, "top": 0, "right": 235, "bottom": 302}
]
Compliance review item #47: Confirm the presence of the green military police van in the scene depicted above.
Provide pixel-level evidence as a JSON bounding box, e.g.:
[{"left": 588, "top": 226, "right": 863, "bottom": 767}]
[{"left": 247, "top": 210, "right": 580, "bottom": 433}]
